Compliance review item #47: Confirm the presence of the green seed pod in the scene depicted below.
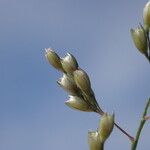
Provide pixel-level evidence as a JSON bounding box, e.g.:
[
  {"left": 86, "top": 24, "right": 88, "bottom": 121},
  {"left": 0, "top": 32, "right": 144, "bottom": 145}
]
[
  {"left": 61, "top": 53, "right": 78, "bottom": 74},
  {"left": 65, "top": 95, "right": 92, "bottom": 112},
  {"left": 98, "top": 112, "right": 114, "bottom": 143},
  {"left": 130, "top": 26, "right": 148, "bottom": 54},
  {"left": 143, "top": 1, "right": 150, "bottom": 29},
  {"left": 73, "top": 69, "right": 91, "bottom": 94},
  {"left": 45, "top": 48, "right": 63, "bottom": 71},
  {"left": 88, "top": 131, "right": 103, "bottom": 150},
  {"left": 57, "top": 74, "right": 78, "bottom": 95}
]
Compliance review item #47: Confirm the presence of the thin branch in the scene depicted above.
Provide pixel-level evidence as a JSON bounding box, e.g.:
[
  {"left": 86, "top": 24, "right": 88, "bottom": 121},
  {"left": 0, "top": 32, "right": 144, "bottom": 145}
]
[{"left": 114, "top": 123, "right": 134, "bottom": 142}]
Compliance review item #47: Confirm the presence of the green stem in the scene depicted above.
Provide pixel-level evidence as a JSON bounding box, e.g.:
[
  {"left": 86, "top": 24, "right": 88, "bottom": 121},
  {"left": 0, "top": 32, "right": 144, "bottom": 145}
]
[{"left": 131, "top": 98, "right": 150, "bottom": 150}]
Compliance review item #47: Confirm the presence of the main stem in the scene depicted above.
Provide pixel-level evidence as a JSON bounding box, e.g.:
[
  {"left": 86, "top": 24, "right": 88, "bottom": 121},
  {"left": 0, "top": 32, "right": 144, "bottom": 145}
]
[{"left": 131, "top": 98, "right": 150, "bottom": 150}]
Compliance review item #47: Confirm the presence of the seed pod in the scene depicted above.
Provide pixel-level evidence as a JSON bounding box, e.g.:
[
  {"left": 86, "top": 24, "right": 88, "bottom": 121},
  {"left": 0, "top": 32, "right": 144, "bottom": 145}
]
[
  {"left": 88, "top": 131, "right": 103, "bottom": 150},
  {"left": 143, "top": 1, "right": 150, "bottom": 29},
  {"left": 57, "top": 74, "right": 78, "bottom": 95},
  {"left": 45, "top": 48, "right": 63, "bottom": 71},
  {"left": 130, "top": 26, "right": 148, "bottom": 54},
  {"left": 61, "top": 53, "right": 78, "bottom": 74},
  {"left": 73, "top": 69, "right": 91, "bottom": 94},
  {"left": 98, "top": 112, "right": 114, "bottom": 143},
  {"left": 65, "top": 95, "right": 92, "bottom": 112}
]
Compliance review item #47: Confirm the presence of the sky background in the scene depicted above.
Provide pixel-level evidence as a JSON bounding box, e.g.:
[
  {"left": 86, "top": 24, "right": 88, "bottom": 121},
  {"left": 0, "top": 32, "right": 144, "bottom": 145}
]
[{"left": 0, "top": 0, "right": 150, "bottom": 150}]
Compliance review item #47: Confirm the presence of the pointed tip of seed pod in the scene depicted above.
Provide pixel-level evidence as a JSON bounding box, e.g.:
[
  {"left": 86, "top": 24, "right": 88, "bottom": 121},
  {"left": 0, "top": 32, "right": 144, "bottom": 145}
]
[
  {"left": 66, "top": 53, "right": 75, "bottom": 59},
  {"left": 45, "top": 47, "right": 54, "bottom": 53},
  {"left": 66, "top": 52, "right": 71, "bottom": 56},
  {"left": 112, "top": 111, "right": 115, "bottom": 116},
  {"left": 110, "top": 111, "right": 115, "bottom": 117}
]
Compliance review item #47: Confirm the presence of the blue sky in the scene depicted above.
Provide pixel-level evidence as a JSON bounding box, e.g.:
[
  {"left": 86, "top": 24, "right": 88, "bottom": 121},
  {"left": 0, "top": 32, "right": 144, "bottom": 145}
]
[{"left": 0, "top": 0, "right": 150, "bottom": 150}]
